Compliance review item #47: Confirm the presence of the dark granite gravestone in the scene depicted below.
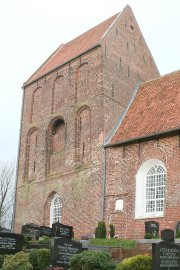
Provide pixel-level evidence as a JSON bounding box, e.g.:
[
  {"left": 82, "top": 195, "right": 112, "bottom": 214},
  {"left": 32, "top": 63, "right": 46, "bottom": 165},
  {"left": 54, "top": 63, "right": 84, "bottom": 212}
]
[
  {"left": 145, "top": 221, "right": 159, "bottom": 235},
  {"left": 21, "top": 223, "right": 40, "bottom": 240},
  {"left": 52, "top": 222, "right": 74, "bottom": 239},
  {"left": 40, "top": 226, "right": 52, "bottom": 237},
  {"left": 152, "top": 241, "right": 180, "bottom": 270},
  {"left": 0, "top": 232, "right": 24, "bottom": 254},
  {"left": 161, "top": 229, "right": 174, "bottom": 243},
  {"left": 0, "top": 226, "right": 11, "bottom": 232},
  {"left": 50, "top": 237, "right": 83, "bottom": 270}
]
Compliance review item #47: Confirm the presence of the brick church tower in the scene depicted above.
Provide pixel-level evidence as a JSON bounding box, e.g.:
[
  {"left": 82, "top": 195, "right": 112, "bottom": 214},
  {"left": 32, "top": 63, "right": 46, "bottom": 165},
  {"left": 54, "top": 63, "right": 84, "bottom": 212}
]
[{"left": 14, "top": 5, "right": 159, "bottom": 237}]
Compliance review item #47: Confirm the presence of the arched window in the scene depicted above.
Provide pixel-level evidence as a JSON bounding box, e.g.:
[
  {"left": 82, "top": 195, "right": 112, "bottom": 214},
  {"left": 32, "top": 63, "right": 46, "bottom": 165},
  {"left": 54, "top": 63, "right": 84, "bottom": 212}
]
[
  {"left": 135, "top": 159, "right": 166, "bottom": 219},
  {"left": 50, "top": 195, "right": 62, "bottom": 226},
  {"left": 146, "top": 165, "right": 166, "bottom": 213}
]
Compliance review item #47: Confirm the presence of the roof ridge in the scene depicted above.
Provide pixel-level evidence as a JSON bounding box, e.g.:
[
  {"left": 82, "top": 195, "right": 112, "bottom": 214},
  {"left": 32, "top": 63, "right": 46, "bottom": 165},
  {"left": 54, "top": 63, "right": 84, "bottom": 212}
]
[
  {"left": 141, "top": 69, "right": 180, "bottom": 86},
  {"left": 100, "top": 5, "right": 129, "bottom": 42}
]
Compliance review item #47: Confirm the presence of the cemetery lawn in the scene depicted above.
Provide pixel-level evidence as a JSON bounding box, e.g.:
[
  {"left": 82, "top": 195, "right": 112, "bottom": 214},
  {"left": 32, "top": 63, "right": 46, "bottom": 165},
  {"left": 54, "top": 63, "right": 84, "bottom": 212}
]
[{"left": 90, "top": 238, "right": 136, "bottom": 248}]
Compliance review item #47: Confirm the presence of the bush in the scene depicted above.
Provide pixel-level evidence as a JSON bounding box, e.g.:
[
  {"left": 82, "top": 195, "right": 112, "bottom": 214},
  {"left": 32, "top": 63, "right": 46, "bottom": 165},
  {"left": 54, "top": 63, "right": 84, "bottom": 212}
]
[
  {"left": 109, "top": 224, "right": 115, "bottom": 238},
  {"left": 37, "top": 248, "right": 50, "bottom": 270},
  {"left": 116, "top": 254, "right": 152, "bottom": 270},
  {"left": 144, "top": 233, "right": 152, "bottom": 239},
  {"left": 95, "top": 221, "right": 107, "bottom": 239},
  {"left": 38, "top": 236, "right": 51, "bottom": 244},
  {"left": 0, "top": 254, "right": 5, "bottom": 268},
  {"left": 29, "top": 249, "right": 39, "bottom": 270},
  {"left": 70, "top": 250, "right": 116, "bottom": 270},
  {"left": 29, "top": 248, "right": 50, "bottom": 270},
  {"left": 2, "top": 251, "right": 33, "bottom": 270},
  {"left": 176, "top": 230, "right": 180, "bottom": 238}
]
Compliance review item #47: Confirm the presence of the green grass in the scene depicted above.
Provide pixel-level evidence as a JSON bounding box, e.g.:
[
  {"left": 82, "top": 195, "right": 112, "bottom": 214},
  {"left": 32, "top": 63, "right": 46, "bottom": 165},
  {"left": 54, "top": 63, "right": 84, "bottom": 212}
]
[{"left": 90, "top": 238, "right": 136, "bottom": 249}]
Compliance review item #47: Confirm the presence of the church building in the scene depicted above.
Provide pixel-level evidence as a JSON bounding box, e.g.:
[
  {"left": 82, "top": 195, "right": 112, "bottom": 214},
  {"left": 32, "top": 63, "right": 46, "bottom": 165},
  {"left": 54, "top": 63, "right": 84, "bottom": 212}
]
[{"left": 14, "top": 5, "right": 180, "bottom": 239}]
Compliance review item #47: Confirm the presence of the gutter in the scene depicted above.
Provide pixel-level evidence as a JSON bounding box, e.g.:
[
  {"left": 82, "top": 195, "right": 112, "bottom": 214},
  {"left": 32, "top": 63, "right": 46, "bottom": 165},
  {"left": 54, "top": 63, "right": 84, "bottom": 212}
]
[{"left": 104, "top": 127, "right": 180, "bottom": 148}]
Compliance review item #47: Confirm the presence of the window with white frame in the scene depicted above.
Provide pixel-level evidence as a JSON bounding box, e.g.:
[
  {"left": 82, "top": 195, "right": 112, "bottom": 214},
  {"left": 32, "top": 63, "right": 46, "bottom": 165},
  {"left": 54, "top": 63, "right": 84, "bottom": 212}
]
[
  {"left": 135, "top": 159, "right": 166, "bottom": 219},
  {"left": 50, "top": 195, "right": 62, "bottom": 226},
  {"left": 146, "top": 165, "right": 166, "bottom": 213}
]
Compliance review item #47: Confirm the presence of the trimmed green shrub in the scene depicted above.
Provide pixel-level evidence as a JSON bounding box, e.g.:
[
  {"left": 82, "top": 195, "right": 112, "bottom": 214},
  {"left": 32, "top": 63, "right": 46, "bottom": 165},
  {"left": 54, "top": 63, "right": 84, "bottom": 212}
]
[
  {"left": 2, "top": 251, "right": 33, "bottom": 270},
  {"left": 69, "top": 250, "right": 116, "bottom": 270},
  {"left": 176, "top": 230, "right": 180, "bottom": 238},
  {"left": 95, "top": 221, "right": 107, "bottom": 239},
  {"left": 0, "top": 254, "right": 5, "bottom": 268},
  {"left": 116, "top": 254, "right": 152, "bottom": 270},
  {"left": 109, "top": 224, "right": 115, "bottom": 238},
  {"left": 144, "top": 233, "right": 152, "bottom": 239},
  {"left": 38, "top": 236, "right": 51, "bottom": 244},
  {"left": 29, "top": 249, "right": 39, "bottom": 270},
  {"left": 37, "top": 248, "right": 50, "bottom": 270}
]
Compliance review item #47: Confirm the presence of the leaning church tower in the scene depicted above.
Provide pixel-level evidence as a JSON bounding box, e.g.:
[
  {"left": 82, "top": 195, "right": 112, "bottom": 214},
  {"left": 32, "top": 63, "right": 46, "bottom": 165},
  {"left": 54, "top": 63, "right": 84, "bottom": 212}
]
[{"left": 14, "top": 5, "right": 159, "bottom": 237}]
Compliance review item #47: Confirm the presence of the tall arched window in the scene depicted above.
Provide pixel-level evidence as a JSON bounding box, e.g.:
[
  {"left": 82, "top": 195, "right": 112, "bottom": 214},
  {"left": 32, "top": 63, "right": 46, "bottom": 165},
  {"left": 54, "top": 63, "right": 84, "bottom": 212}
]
[
  {"left": 146, "top": 165, "right": 166, "bottom": 213},
  {"left": 135, "top": 159, "right": 166, "bottom": 219},
  {"left": 50, "top": 195, "right": 62, "bottom": 226}
]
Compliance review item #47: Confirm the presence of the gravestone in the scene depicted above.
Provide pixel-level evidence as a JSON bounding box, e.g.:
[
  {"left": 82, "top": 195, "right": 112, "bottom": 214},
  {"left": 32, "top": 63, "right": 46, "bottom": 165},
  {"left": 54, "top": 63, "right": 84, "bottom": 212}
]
[
  {"left": 52, "top": 222, "right": 73, "bottom": 239},
  {"left": 152, "top": 241, "right": 180, "bottom": 270},
  {"left": 161, "top": 229, "right": 174, "bottom": 243},
  {"left": 40, "top": 226, "right": 52, "bottom": 238},
  {"left": 50, "top": 237, "right": 83, "bottom": 269},
  {"left": 145, "top": 221, "right": 159, "bottom": 235},
  {"left": 0, "top": 232, "right": 24, "bottom": 254},
  {"left": 21, "top": 223, "right": 40, "bottom": 240},
  {"left": 0, "top": 226, "right": 11, "bottom": 232}
]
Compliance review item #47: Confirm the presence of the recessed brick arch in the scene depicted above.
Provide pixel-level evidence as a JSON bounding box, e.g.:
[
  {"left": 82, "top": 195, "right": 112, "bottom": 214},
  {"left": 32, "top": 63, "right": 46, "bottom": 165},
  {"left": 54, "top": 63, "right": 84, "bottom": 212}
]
[
  {"left": 51, "top": 75, "right": 66, "bottom": 114},
  {"left": 46, "top": 116, "right": 66, "bottom": 174},
  {"left": 30, "top": 86, "right": 42, "bottom": 123},
  {"left": 25, "top": 127, "right": 38, "bottom": 180},
  {"left": 75, "top": 105, "right": 91, "bottom": 163},
  {"left": 75, "top": 62, "right": 89, "bottom": 102}
]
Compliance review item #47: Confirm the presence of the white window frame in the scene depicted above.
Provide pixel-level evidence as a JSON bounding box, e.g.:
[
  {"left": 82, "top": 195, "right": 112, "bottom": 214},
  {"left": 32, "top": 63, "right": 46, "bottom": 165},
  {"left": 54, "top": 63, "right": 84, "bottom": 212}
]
[
  {"left": 135, "top": 159, "right": 166, "bottom": 219},
  {"left": 50, "top": 194, "right": 62, "bottom": 226}
]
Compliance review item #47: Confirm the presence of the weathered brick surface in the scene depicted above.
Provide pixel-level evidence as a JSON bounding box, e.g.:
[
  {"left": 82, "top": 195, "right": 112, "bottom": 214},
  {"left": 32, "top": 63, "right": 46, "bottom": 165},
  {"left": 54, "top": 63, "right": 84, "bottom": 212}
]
[
  {"left": 14, "top": 6, "right": 160, "bottom": 238},
  {"left": 105, "top": 135, "right": 180, "bottom": 239}
]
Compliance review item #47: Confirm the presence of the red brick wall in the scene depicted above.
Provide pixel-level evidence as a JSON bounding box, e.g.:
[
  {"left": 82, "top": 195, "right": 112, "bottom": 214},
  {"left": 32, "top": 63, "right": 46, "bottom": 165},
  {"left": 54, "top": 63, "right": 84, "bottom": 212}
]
[
  {"left": 102, "top": 6, "right": 159, "bottom": 136},
  {"left": 14, "top": 47, "right": 105, "bottom": 236},
  {"left": 105, "top": 135, "right": 180, "bottom": 239}
]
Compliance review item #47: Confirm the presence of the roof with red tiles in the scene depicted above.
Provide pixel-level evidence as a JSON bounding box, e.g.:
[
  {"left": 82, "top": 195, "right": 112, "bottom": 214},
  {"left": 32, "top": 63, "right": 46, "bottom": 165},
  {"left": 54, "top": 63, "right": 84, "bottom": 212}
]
[
  {"left": 110, "top": 70, "right": 180, "bottom": 145},
  {"left": 25, "top": 12, "right": 120, "bottom": 85}
]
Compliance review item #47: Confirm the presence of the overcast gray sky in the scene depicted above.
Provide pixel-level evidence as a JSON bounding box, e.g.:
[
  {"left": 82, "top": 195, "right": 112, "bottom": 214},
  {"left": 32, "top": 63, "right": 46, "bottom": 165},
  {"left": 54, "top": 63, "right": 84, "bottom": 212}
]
[{"left": 0, "top": 0, "right": 179, "bottom": 163}]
